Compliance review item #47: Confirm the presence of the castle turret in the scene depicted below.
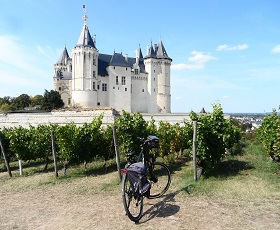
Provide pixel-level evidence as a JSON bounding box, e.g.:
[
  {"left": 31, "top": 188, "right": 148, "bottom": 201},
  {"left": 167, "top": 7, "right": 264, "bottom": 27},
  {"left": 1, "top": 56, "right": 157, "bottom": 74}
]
[
  {"left": 53, "top": 46, "right": 72, "bottom": 106},
  {"left": 71, "top": 8, "right": 99, "bottom": 108},
  {"left": 155, "top": 39, "right": 172, "bottom": 113},
  {"left": 144, "top": 42, "right": 158, "bottom": 113}
]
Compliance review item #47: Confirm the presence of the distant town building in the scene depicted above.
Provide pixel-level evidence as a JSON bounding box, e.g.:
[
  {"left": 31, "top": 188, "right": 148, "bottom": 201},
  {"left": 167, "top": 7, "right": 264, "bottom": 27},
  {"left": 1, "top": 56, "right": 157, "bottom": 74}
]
[{"left": 53, "top": 8, "right": 172, "bottom": 114}]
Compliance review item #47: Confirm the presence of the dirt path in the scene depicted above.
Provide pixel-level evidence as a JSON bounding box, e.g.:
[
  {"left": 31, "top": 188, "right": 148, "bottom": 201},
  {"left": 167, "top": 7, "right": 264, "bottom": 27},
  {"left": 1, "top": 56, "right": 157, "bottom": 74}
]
[{"left": 1, "top": 184, "right": 280, "bottom": 230}]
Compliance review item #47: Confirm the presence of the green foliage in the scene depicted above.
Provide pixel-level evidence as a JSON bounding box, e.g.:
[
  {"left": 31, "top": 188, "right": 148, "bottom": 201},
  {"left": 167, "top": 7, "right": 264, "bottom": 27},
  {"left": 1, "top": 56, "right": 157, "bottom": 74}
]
[
  {"left": 11, "top": 94, "right": 31, "bottom": 110},
  {"left": 31, "top": 95, "right": 44, "bottom": 107},
  {"left": 115, "top": 111, "right": 149, "bottom": 154},
  {"left": 4, "top": 126, "right": 33, "bottom": 161},
  {"left": 190, "top": 103, "right": 241, "bottom": 172},
  {"left": 157, "top": 121, "right": 174, "bottom": 158},
  {"left": 41, "top": 90, "right": 64, "bottom": 111},
  {"left": 256, "top": 110, "right": 280, "bottom": 161}
]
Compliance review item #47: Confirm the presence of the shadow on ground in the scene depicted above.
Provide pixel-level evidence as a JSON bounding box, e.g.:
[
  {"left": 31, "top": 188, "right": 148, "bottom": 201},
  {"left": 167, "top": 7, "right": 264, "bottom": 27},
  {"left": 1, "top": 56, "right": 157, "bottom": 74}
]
[
  {"left": 204, "top": 159, "right": 254, "bottom": 178},
  {"left": 139, "top": 191, "right": 181, "bottom": 224}
]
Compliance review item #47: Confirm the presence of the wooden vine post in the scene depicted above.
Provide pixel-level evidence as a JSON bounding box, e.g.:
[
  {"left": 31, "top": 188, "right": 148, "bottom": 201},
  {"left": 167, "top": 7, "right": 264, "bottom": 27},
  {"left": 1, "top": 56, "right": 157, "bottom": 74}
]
[
  {"left": 0, "top": 137, "right": 12, "bottom": 177},
  {"left": 51, "top": 130, "right": 58, "bottom": 177},
  {"left": 192, "top": 121, "right": 198, "bottom": 181},
  {"left": 112, "top": 125, "right": 122, "bottom": 181}
]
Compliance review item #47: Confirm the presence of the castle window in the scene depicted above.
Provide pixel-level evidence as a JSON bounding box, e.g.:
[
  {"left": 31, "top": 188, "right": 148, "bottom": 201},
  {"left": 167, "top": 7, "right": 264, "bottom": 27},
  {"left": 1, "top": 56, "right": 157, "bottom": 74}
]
[
  {"left": 93, "top": 82, "right": 96, "bottom": 90},
  {"left": 97, "top": 85, "right": 100, "bottom": 90},
  {"left": 154, "top": 78, "right": 155, "bottom": 81},
  {"left": 102, "top": 83, "right": 107, "bottom": 91},
  {"left": 97, "top": 102, "right": 100, "bottom": 106},
  {"left": 135, "top": 69, "right": 139, "bottom": 75},
  {"left": 68, "top": 98, "right": 71, "bottom": 105},
  {"left": 93, "top": 71, "right": 96, "bottom": 78},
  {"left": 142, "top": 89, "right": 144, "bottom": 92},
  {"left": 93, "top": 58, "right": 96, "bottom": 65},
  {"left": 59, "top": 87, "right": 61, "bottom": 91},
  {"left": 154, "top": 70, "right": 155, "bottom": 73},
  {"left": 121, "top": 76, "right": 126, "bottom": 85},
  {"left": 154, "top": 88, "right": 155, "bottom": 92},
  {"left": 113, "top": 86, "right": 115, "bottom": 89},
  {"left": 125, "top": 88, "right": 127, "bottom": 91},
  {"left": 116, "top": 76, "right": 119, "bottom": 85},
  {"left": 126, "top": 68, "right": 127, "bottom": 71}
]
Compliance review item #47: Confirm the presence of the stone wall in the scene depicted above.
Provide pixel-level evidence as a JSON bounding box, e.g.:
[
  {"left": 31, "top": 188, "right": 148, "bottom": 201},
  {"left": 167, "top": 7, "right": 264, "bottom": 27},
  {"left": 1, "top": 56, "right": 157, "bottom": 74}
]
[
  {"left": 0, "top": 109, "right": 116, "bottom": 128},
  {"left": 0, "top": 109, "right": 196, "bottom": 129}
]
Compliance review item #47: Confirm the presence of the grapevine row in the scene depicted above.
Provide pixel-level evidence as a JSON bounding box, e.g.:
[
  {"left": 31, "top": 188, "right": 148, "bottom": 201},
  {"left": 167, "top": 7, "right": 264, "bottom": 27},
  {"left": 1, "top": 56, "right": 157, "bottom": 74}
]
[{"left": 0, "top": 104, "right": 241, "bottom": 174}]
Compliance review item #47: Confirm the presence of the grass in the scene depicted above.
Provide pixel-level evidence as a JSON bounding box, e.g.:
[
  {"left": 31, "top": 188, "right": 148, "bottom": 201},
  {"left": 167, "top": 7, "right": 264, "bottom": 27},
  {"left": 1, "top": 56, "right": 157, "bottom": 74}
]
[
  {"left": 1, "top": 141, "right": 280, "bottom": 200},
  {"left": 173, "top": 141, "right": 280, "bottom": 200}
]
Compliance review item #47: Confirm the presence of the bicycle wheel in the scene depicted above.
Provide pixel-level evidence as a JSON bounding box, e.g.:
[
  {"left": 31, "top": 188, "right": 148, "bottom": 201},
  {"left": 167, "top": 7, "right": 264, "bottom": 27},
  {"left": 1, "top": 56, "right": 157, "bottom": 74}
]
[
  {"left": 121, "top": 173, "right": 143, "bottom": 222},
  {"left": 148, "top": 162, "right": 171, "bottom": 199}
]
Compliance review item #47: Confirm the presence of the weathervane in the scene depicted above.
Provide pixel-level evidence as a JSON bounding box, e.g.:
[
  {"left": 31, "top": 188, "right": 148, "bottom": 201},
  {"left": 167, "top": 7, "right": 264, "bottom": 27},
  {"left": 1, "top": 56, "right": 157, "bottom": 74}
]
[{"left": 82, "top": 4, "right": 88, "bottom": 24}]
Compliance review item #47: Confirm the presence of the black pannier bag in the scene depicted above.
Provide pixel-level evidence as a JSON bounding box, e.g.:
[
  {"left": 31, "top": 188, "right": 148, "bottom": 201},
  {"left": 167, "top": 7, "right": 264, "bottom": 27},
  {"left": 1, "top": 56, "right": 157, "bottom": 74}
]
[
  {"left": 126, "top": 162, "right": 151, "bottom": 196},
  {"left": 147, "top": 135, "right": 159, "bottom": 148}
]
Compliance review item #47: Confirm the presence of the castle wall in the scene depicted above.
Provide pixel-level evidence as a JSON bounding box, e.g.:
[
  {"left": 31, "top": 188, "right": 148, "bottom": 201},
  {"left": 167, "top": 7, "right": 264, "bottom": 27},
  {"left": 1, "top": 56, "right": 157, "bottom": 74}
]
[
  {"left": 131, "top": 75, "right": 147, "bottom": 112},
  {"left": 0, "top": 110, "right": 198, "bottom": 129}
]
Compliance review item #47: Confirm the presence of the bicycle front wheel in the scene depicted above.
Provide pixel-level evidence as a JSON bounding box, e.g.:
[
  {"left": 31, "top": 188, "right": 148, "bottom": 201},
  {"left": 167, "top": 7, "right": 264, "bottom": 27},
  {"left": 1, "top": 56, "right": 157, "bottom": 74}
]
[
  {"left": 121, "top": 173, "right": 143, "bottom": 222},
  {"left": 148, "top": 162, "right": 171, "bottom": 199}
]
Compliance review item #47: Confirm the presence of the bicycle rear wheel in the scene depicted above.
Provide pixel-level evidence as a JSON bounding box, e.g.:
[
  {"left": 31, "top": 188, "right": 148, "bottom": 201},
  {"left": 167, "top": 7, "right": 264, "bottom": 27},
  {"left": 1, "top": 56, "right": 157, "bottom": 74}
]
[
  {"left": 148, "top": 162, "right": 171, "bottom": 199},
  {"left": 121, "top": 173, "right": 143, "bottom": 222}
]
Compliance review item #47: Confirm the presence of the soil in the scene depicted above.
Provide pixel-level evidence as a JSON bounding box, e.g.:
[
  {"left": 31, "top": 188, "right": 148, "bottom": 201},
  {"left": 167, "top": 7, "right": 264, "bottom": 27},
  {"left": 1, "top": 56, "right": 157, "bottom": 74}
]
[{"left": 0, "top": 171, "right": 280, "bottom": 230}]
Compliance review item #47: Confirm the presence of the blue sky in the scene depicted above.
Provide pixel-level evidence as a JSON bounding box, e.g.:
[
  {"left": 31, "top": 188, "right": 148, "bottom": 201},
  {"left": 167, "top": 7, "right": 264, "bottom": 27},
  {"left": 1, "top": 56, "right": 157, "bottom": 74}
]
[{"left": 1, "top": 0, "right": 280, "bottom": 113}]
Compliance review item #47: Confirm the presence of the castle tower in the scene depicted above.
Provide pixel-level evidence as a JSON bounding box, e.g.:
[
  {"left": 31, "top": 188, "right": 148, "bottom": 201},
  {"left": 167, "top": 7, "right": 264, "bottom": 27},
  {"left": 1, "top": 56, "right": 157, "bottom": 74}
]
[
  {"left": 144, "top": 42, "right": 158, "bottom": 113},
  {"left": 53, "top": 46, "right": 72, "bottom": 106},
  {"left": 155, "top": 39, "right": 172, "bottom": 113},
  {"left": 71, "top": 7, "right": 99, "bottom": 108},
  {"left": 144, "top": 40, "right": 172, "bottom": 113}
]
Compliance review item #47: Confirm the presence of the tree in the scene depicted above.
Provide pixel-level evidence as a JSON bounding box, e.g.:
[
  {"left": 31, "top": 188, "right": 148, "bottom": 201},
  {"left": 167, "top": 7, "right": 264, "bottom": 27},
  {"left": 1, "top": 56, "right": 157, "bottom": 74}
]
[
  {"left": 11, "top": 94, "right": 31, "bottom": 110},
  {"left": 31, "top": 95, "right": 44, "bottom": 107},
  {"left": 41, "top": 90, "right": 64, "bottom": 111}
]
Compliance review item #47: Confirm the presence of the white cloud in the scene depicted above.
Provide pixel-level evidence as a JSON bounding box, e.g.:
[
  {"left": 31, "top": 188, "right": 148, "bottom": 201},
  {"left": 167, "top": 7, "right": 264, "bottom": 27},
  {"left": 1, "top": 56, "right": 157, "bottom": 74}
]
[
  {"left": 188, "top": 51, "right": 216, "bottom": 63},
  {"left": 216, "top": 44, "right": 249, "bottom": 51},
  {"left": 171, "top": 51, "right": 216, "bottom": 71},
  {"left": 272, "top": 45, "right": 280, "bottom": 53},
  {"left": 0, "top": 35, "right": 54, "bottom": 97}
]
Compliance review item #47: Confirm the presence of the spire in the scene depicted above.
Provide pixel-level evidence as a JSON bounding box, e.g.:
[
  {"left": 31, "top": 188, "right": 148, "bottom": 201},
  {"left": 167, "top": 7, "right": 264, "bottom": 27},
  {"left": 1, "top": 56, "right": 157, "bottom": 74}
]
[
  {"left": 56, "top": 46, "right": 69, "bottom": 65},
  {"left": 144, "top": 42, "right": 156, "bottom": 59},
  {"left": 156, "top": 39, "right": 171, "bottom": 60},
  {"left": 75, "top": 5, "right": 96, "bottom": 48},
  {"left": 82, "top": 4, "right": 88, "bottom": 24},
  {"left": 135, "top": 45, "right": 144, "bottom": 64}
]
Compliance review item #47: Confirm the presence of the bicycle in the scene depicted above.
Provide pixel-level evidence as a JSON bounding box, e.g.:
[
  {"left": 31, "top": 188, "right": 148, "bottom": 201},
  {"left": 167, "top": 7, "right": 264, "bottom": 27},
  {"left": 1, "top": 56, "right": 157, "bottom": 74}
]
[{"left": 121, "top": 135, "right": 171, "bottom": 222}]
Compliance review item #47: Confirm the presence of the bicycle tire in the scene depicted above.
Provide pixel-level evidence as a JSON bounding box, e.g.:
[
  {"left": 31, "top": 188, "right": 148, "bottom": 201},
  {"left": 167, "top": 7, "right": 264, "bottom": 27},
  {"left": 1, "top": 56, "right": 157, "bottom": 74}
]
[
  {"left": 121, "top": 173, "right": 143, "bottom": 222},
  {"left": 148, "top": 162, "right": 171, "bottom": 199}
]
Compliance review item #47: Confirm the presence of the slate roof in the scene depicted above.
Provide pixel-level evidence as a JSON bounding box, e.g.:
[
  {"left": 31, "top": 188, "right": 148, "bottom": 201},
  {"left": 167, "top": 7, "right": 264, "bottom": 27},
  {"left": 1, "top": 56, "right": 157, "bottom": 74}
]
[
  {"left": 156, "top": 40, "right": 171, "bottom": 60},
  {"left": 60, "top": 71, "right": 72, "bottom": 80},
  {"left": 56, "top": 47, "right": 69, "bottom": 64},
  {"left": 76, "top": 24, "right": 96, "bottom": 48},
  {"left": 109, "top": 52, "right": 131, "bottom": 67},
  {"left": 98, "top": 49, "right": 146, "bottom": 76},
  {"left": 144, "top": 40, "right": 172, "bottom": 61},
  {"left": 145, "top": 43, "right": 157, "bottom": 58}
]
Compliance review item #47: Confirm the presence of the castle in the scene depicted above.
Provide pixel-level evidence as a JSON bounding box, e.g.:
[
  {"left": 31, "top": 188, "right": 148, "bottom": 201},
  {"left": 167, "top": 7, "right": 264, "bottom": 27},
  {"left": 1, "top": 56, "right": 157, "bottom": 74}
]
[{"left": 53, "top": 9, "right": 172, "bottom": 114}]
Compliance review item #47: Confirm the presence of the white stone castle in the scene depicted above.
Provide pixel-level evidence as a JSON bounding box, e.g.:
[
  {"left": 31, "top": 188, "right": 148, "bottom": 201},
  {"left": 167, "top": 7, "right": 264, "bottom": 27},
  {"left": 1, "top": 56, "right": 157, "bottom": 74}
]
[{"left": 54, "top": 9, "right": 172, "bottom": 114}]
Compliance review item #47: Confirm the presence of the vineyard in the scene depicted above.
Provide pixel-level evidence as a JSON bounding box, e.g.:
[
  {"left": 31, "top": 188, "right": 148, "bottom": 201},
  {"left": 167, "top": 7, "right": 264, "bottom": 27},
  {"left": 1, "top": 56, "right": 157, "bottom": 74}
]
[{"left": 1, "top": 103, "right": 280, "bottom": 177}]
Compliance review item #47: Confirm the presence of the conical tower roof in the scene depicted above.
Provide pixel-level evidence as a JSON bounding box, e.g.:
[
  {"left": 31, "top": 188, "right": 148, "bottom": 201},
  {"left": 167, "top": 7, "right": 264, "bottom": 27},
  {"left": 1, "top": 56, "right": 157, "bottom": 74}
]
[
  {"left": 56, "top": 46, "right": 69, "bottom": 64},
  {"left": 76, "top": 24, "right": 96, "bottom": 48},
  {"left": 144, "top": 42, "right": 157, "bottom": 59},
  {"left": 75, "top": 9, "right": 96, "bottom": 48},
  {"left": 156, "top": 39, "right": 172, "bottom": 60}
]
